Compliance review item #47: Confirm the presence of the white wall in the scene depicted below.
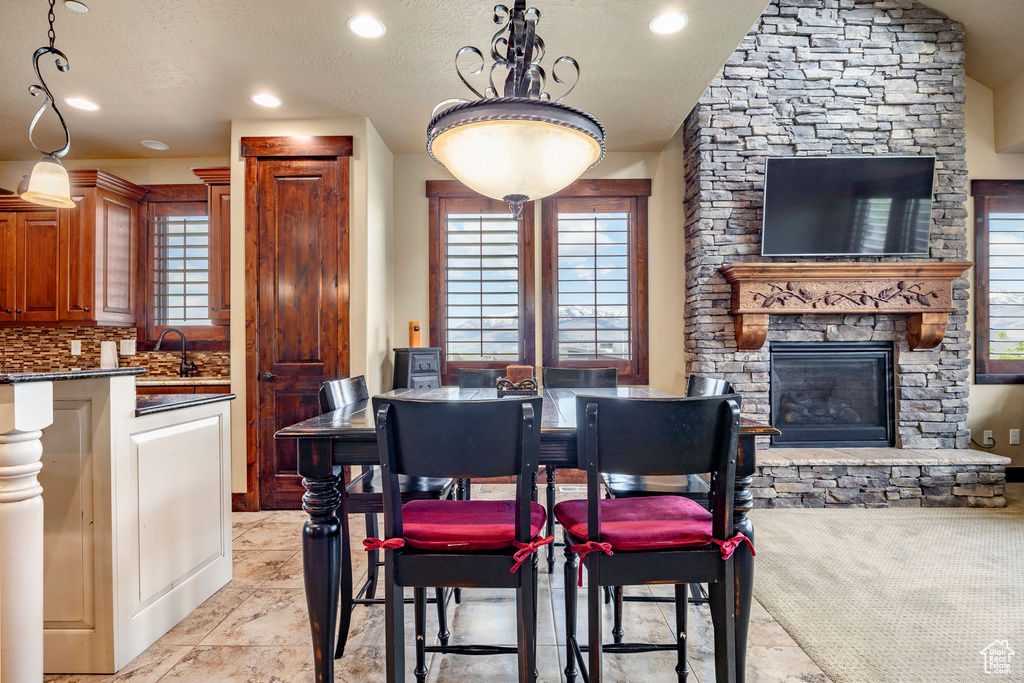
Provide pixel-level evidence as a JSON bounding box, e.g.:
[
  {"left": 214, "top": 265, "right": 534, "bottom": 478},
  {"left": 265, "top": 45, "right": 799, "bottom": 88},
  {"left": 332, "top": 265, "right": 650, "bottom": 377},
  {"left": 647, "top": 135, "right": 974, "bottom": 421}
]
[
  {"left": 964, "top": 76, "right": 1024, "bottom": 466},
  {"left": 227, "top": 118, "right": 393, "bottom": 492},
  {"left": 0, "top": 157, "right": 228, "bottom": 191},
  {"left": 993, "top": 73, "right": 1024, "bottom": 154},
  {"left": 391, "top": 148, "right": 688, "bottom": 394}
]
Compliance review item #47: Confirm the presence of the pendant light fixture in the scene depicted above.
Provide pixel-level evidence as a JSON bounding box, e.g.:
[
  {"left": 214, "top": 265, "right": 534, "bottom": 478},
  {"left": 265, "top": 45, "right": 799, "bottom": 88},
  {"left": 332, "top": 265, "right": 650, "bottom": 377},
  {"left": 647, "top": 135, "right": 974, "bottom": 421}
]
[
  {"left": 427, "top": 0, "right": 605, "bottom": 217},
  {"left": 22, "top": 0, "right": 76, "bottom": 209}
]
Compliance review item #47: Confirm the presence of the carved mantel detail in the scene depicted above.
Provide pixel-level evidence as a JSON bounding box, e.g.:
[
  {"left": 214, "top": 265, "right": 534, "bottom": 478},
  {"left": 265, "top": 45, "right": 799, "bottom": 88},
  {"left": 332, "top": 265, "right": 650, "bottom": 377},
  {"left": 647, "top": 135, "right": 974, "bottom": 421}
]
[{"left": 720, "top": 262, "right": 973, "bottom": 351}]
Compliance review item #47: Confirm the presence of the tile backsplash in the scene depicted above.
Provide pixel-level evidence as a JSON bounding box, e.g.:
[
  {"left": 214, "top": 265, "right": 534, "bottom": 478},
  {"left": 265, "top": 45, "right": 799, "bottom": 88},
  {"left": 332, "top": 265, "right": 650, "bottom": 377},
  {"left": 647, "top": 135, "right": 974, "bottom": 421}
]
[{"left": 0, "top": 326, "right": 230, "bottom": 378}]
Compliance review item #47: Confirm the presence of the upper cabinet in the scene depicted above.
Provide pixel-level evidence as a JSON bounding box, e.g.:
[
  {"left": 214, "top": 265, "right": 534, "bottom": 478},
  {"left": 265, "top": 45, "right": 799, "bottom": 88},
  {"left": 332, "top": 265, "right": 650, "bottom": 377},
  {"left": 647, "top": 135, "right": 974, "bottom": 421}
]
[
  {"left": 2, "top": 170, "right": 145, "bottom": 326},
  {"left": 192, "top": 167, "right": 230, "bottom": 324}
]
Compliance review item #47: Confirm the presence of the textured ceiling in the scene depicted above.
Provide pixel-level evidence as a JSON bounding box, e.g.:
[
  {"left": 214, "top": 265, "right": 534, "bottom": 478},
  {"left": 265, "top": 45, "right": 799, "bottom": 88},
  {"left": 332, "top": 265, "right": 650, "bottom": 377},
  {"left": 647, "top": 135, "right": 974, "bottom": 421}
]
[
  {"left": 0, "top": 0, "right": 770, "bottom": 161},
  {"left": 921, "top": 0, "right": 1024, "bottom": 89}
]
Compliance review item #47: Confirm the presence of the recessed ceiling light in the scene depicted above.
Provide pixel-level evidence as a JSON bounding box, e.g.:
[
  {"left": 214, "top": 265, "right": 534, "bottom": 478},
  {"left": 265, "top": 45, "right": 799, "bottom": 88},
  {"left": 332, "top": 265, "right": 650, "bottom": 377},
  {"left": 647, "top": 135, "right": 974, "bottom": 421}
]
[
  {"left": 64, "top": 1, "right": 89, "bottom": 12},
  {"left": 649, "top": 11, "right": 688, "bottom": 35},
  {"left": 347, "top": 15, "right": 386, "bottom": 38},
  {"left": 141, "top": 140, "right": 170, "bottom": 150},
  {"left": 64, "top": 97, "right": 99, "bottom": 110},
  {"left": 251, "top": 93, "right": 282, "bottom": 107}
]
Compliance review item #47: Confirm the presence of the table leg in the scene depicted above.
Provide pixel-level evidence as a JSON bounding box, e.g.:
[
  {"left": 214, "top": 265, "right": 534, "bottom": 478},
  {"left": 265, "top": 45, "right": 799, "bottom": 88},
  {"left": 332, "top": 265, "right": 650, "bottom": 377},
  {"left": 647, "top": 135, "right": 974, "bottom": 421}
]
[
  {"left": 301, "top": 469, "right": 342, "bottom": 683},
  {"left": 732, "top": 434, "right": 756, "bottom": 683},
  {"left": 335, "top": 479, "right": 353, "bottom": 658},
  {"left": 546, "top": 466, "right": 556, "bottom": 574}
]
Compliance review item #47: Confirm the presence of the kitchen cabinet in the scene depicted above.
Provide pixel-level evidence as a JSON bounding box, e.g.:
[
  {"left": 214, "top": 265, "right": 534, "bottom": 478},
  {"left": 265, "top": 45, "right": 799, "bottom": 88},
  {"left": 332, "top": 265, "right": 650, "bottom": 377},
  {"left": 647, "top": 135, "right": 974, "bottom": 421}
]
[
  {"left": 1, "top": 170, "right": 145, "bottom": 326},
  {"left": 0, "top": 212, "right": 18, "bottom": 322},
  {"left": 60, "top": 171, "right": 145, "bottom": 325},
  {"left": 0, "top": 204, "right": 60, "bottom": 322},
  {"left": 18, "top": 212, "right": 61, "bottom": 322},
  {"left": 135, "top": 384, "right": 232, "bottom": 395},
  {"left": 192, "top": 167, "right": 230, "bottom": 323}
]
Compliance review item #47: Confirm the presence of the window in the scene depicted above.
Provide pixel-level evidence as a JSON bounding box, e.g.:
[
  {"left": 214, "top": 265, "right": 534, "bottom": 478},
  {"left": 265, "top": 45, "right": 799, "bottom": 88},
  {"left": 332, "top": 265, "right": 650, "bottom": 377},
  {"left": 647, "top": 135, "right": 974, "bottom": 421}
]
[
  {"left": 151, "top": 205, "right": 211, "bottom": 326},
  {"left": 542, "top": 179, "right": 650, "bottom": 384},
  {"left": 138, "top": 185, "right": 228, "bottom": 350},
  {"left": 427, "top": 182, "right": 535, "bottom": 384},
  {"left": 973, "top": 180, "right": 1024, "bottom": 383}
]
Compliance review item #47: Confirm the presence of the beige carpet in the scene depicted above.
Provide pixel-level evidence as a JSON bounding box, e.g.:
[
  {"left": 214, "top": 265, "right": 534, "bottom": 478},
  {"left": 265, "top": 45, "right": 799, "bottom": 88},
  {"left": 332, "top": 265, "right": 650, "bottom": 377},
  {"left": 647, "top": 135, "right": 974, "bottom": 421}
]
[{"left": 749, "top": 487, "right": 1024, "bottom": 683}]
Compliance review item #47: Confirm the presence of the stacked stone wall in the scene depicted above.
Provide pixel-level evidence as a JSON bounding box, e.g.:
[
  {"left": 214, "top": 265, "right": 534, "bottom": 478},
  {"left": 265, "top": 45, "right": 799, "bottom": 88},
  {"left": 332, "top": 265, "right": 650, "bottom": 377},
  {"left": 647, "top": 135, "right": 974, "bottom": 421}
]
[
  {"left": 752, "top": 463, "right": 1006, "bottom": 508},
  {"left": 682, "top": 0, "right": 969, "bottom": 449}
]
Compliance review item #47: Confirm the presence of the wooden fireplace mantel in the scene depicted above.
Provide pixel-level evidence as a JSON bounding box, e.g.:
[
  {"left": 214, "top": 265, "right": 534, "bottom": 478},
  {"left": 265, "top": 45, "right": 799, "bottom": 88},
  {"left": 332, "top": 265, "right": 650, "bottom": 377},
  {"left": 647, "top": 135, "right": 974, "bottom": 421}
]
[{"left": 719, "top": 262, "right": 973, "bottom": 351}]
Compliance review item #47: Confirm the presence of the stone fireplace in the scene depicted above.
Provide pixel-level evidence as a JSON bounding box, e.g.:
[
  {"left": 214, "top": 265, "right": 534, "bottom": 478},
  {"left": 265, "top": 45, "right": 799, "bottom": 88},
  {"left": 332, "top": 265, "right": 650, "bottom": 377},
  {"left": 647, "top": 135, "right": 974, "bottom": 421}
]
[{"left": 682, "top": 0, "right": 971, "bottom": 451}]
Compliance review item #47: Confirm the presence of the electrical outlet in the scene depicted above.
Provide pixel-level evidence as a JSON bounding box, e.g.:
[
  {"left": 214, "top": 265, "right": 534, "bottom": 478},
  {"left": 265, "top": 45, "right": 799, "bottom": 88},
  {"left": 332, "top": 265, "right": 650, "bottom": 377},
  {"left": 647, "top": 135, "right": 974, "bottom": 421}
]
[
  {"left": 70, "top": 340, "right": 81, "bottom": 356},
  {"left": 1011, "top": 429, "right": 1020, "bottom": 446},
  {"left": 120, "top": 339, "right": 136, "bottom": 356},
  {"left": 983, "top": 430, "right": 994, "bottom": 445}
]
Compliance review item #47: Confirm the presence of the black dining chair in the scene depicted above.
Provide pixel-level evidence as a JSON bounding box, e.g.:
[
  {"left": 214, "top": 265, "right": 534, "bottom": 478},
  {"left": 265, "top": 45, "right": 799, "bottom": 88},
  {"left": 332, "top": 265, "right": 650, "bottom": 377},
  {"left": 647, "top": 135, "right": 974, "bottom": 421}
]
[
  {"left": 318, "top": 376, "right": 458, "bottom": 658},
  {"left": 542, "top": 367, "right": 618, "bottom": 389},
  {"left": 538, "top": 367, "right": 618, "bottom": 574},
  {"left": 457, "top": 367, "right": 505, "bottom": 388},
  {"left": 373, "top": 395, "right": 547, "bottom": 683},
  {"left": 453, "top": 368, "right": 507, "bottom": 500},
  {"left": 556, "top": 392, "right": 745, "bottom": 683},
  {"left": 601, "top": 375, "right": 731, "bottom": 646}
]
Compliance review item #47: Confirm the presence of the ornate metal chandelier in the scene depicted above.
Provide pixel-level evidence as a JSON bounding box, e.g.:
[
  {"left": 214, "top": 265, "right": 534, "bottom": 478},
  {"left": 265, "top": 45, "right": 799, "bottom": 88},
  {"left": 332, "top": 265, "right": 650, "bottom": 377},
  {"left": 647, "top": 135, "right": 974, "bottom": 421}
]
[
  {"left": 22, "top": 0, "right": 76, "bottom": 209},
  {"left": 427, "top": 0, "right": 606, "bottom": 217}
]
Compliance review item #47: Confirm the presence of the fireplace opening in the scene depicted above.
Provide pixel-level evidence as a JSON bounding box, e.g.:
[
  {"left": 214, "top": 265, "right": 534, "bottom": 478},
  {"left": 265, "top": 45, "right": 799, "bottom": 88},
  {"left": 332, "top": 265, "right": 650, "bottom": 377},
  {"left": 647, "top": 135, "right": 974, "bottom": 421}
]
[{"left": 769, "top": 342, "right": 895, "bottom": 448}]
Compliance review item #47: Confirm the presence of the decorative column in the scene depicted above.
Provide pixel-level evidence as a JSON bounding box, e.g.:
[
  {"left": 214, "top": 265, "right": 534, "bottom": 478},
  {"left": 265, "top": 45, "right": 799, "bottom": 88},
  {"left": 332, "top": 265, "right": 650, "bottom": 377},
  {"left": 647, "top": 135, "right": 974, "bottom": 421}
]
[{"left": 0, "top": 381, "right": 53, "bottom": 682}]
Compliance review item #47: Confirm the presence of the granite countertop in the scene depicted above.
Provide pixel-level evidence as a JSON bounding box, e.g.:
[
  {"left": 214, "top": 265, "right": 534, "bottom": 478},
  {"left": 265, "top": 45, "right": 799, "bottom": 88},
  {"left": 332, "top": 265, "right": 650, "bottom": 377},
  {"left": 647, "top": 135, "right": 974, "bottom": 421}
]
[
  {"left": 0, "top": 367, "right": 146, "bottom": 384},
  {"left": 135, "top": 392, "right": 236, "bottom": 416},
  {"left": 135, "top": 377, "right": 232, "bottom": 386}
]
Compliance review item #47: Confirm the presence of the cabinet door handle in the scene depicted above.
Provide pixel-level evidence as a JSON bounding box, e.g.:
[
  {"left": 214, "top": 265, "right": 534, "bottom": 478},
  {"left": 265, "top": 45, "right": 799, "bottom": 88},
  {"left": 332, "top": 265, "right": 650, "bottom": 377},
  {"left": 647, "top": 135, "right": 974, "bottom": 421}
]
[
  {"left": 211, "top": 306, "right": 218, "bottom": 311},
  {"left": 14, "top": 309, "right": 21, "bottom": 314},
  {"left": 83, "top": 306, "right": 90, "bottom": 312},
  {"left": 2, "top": 308, "right": 10, "bottom": 314},
  {"left": 260, "top": 372, "right": 279, "bottom": 382}
]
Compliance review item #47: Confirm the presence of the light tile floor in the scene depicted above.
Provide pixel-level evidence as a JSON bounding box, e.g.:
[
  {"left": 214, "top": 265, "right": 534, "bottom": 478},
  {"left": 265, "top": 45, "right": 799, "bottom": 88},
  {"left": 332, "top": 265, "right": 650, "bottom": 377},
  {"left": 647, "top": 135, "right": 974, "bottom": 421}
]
[{"left": 45, "top": 485, "right": 830, "bottom": 682}]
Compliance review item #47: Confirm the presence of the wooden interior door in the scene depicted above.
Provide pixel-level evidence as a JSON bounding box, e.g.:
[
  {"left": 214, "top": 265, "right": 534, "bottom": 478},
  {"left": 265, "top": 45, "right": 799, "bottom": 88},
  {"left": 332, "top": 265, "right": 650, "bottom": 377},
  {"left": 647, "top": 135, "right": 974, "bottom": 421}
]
[{"left": 251, "top": 152, "right": 350, "bottom": 509}]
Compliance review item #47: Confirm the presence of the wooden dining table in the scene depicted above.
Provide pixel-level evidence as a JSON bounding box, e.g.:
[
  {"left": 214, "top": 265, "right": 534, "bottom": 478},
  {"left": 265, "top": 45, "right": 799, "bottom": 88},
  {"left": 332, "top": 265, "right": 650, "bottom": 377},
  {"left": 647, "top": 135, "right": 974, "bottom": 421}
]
[{"left": 275, "top": 386, "right": 778, "bottom": 683}]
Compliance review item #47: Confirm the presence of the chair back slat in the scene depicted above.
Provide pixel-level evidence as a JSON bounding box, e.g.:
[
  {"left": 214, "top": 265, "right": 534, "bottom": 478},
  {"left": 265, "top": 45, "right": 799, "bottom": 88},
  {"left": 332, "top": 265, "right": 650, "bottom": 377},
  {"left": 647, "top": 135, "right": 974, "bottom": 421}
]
[
  {"left": 542, "top": 367, "right": 617, "bottom": 388},
  {"left": 457, "top": 368, "right": 505, "bottom": 388},
  {"left": 687, "top": 374, "right": 732, "bottom": 398},
  {"left": 576, "top": 394, "right": 741, "bottom": 477},
  {"left": 372, "top": 396, "right": 543, "bottom": 479},
  {"left": 319, "top": 376, "right": 369, "bottom": 412}
]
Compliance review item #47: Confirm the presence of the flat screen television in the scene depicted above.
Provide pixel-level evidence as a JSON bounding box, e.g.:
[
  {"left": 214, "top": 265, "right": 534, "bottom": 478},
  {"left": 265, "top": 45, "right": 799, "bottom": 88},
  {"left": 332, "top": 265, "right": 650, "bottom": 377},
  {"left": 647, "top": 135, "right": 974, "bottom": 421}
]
[{"left": 760, "top": 156, "right": 935, "bottom": 256}]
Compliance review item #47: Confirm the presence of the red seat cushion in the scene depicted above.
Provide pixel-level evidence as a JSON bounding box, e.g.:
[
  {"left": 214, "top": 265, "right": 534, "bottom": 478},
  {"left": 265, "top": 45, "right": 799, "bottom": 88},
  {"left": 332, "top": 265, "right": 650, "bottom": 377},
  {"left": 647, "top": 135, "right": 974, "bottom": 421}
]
[
  {"left": 402, "top": 500, "right": 548, "bottom": 551},
  {"left": 553, "top": 496, "right": 716, "bottom": 552}
]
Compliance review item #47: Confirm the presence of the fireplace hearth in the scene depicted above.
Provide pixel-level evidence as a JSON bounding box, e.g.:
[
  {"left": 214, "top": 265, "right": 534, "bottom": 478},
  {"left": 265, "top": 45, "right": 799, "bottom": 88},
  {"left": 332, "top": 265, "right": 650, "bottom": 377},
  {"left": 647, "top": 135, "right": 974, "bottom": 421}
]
[{"left": 770, "top": 342, "right": 895, "bottom": 448}]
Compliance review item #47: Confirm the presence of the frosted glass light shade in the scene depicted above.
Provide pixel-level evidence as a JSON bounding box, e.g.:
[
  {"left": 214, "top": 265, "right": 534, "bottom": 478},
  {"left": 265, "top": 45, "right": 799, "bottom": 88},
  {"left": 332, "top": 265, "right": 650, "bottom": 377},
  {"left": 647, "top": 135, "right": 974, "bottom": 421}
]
[
  {"left": 431, "top": 119, "right": 601, "bottom": 202},
  {"left": 21, "top": 157, "right": 75, "bottom": 208}
]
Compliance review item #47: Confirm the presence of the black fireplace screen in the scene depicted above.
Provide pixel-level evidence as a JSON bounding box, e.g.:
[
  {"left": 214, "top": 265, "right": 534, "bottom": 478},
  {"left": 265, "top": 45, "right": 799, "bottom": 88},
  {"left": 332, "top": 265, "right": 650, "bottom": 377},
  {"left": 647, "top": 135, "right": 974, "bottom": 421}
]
[{"left": 769, "top": 342, "right": 894, "bottom": 448}]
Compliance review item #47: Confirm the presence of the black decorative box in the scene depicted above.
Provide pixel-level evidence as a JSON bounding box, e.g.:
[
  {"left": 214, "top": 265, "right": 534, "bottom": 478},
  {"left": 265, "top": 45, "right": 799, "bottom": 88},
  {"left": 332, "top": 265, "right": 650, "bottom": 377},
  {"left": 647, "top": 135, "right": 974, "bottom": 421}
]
[{"left": 496, "top": 377, "right": 539, "bottom": 398}]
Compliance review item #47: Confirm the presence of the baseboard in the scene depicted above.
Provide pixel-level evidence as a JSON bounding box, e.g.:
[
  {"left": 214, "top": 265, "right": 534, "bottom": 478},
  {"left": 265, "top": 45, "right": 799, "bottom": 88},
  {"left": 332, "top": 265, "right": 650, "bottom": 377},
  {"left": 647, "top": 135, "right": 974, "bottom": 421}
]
[
  {"left": 1006, "top": 467, "right": 1023, "bottom": 484},
  {"left": 232, "top": 492, "right": 253, "bottom": 512}
]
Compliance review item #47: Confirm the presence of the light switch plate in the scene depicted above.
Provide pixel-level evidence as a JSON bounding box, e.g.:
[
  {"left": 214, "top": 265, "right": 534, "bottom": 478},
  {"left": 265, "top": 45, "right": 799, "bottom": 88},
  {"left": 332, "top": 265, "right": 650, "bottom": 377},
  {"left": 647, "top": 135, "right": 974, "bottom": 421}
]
[
  {"left": 1011, "top": 429, "right": 1020, "bottom": 446},
  {"left": 120, "top": 339, "right": 136, "bottom": 356},
  {"left": 70, "top": 340, "right": 81, "bottom": 356},
  {"left": 983, "top": 430, "right": 994, "bottom": 445}
]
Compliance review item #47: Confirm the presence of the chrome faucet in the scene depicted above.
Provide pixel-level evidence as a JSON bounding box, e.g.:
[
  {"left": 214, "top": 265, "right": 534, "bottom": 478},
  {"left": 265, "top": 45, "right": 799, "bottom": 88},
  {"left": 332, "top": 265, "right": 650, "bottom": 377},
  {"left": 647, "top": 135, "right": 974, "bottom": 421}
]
[{"left": 154, "top": 328, "right": 198, "bottom": 377}]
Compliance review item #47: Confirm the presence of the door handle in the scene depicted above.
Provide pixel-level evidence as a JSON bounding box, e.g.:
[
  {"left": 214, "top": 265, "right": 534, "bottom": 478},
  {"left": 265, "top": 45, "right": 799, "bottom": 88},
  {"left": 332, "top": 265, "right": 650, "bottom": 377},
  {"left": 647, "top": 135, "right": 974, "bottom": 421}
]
[{"left": 260, "top": 372, "right": 279, "bottom": 381}]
